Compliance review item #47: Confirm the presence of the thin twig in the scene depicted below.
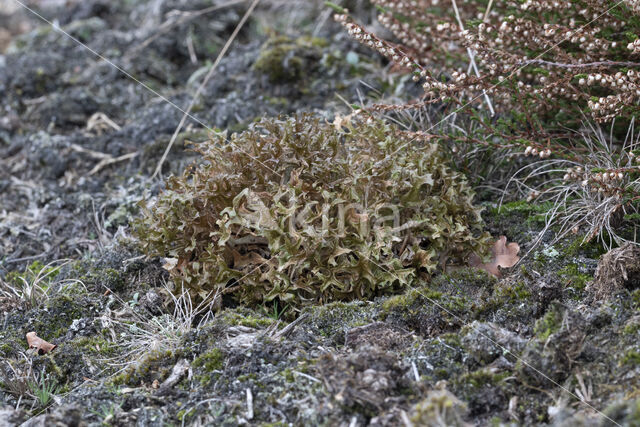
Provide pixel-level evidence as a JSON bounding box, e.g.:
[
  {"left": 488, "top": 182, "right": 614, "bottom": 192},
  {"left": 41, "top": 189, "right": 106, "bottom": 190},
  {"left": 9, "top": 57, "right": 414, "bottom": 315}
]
[
  {"left": 69, "top": 143, "right": 112, "bottom": 160},
  {"left": 292, "top": 370, "right": 320, "bottom": 383},
  {"left": 89, "top": 152, "right": 138, "bottom": 175},
  {"left": 152, "top": 0, "right": 261, "bottom": 179},
  {"left": 273, "top": 312, "right": 309, "bottom": 339},
  {"left": 245, "top": 388, "right": 254, "bottom": 420},
  {"left": 400, "top": 410, "right": 414, "bottom": 427}
]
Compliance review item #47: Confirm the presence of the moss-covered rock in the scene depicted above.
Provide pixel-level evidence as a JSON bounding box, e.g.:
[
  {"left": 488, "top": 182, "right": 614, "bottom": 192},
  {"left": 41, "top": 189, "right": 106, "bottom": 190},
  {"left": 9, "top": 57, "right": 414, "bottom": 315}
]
[
  {"left": 193, "top": 348, "right": 225, "bottom": 372},
  {"left": 253, "top": 35, "right": 326, "bottom": 83},
  {"left": 305, "top": 300, "right": 374, "bottom": 344},
  {"left": 111, "top": 350, "right": 176, "bottom": 387}
]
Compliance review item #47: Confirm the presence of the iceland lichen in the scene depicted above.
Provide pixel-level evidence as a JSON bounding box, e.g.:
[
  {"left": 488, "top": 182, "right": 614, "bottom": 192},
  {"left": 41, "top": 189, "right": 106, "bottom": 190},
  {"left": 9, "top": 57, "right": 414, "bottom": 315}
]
[{"left": 135, "top": 114, "right": 490, "bottom": 309}]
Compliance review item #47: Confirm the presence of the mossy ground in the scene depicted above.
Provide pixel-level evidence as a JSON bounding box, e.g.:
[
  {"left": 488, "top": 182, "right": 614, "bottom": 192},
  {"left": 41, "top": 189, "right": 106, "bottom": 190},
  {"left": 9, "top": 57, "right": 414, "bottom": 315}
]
[{"left": 2, "top": 225, "right": 640, "bottom": 425}]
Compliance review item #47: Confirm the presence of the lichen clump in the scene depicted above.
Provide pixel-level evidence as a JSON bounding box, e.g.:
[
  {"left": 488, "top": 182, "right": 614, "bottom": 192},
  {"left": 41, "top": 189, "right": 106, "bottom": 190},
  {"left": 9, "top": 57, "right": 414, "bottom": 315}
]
[{"left": 135, "top": 115, "right": 489, "bottom": 308}]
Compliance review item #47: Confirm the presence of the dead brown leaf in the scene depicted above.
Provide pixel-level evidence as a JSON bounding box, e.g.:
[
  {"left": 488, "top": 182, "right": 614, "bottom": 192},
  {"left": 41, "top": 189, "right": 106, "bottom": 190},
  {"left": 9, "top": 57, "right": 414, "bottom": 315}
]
[
  {"left": 469, "top": 236, "right": 520, "bottom": 277},
  {"left": 26, "top": 331, "right": 57, "bottom": 354}
]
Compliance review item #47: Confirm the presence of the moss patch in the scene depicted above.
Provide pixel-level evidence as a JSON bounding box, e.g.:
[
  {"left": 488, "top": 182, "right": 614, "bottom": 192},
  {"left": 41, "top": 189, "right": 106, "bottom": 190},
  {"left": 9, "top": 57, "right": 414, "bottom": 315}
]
[
  {"left": 620, "top": 350, "right": 640, "bottom": 366},
  {"left": 253, "top": 35, "right": 325, "bottom": 83},
  {"left": 110, "top": 350, "right": 175, "bottom": 387},
  {"left": 306, "top": 301, "right": 373, "bottom": 342},
  {"left": 558, "top": 264, "right": 592, "bottom": 291},
  {"left": 193, "top": 348, "right": 225, "bottom": 372},
  {"left": 534, "top": 303, "right": 563, "bottom": 340},
  {"left": 217, "top": 307, "right": 275, "bottom": 329}
]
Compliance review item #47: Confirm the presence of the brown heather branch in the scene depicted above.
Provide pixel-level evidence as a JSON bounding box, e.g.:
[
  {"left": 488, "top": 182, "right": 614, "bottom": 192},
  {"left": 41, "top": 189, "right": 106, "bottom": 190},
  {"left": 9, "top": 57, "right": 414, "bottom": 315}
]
[{"left": 518, "top": 59, "right": 640, "bottom": 69}]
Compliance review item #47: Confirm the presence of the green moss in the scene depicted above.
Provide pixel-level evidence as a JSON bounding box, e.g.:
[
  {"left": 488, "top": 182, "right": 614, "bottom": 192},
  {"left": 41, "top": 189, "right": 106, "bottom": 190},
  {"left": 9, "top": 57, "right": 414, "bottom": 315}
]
[
  {"left": 558, "top": 264, "right": 592, "bottom": 290},
  {"left": 563, "top": 235, "right": 607, "bottom": 258},
  {"left": 380, "top": 286, "right": 449, "bottom": 318},
  {"left": 533, "top": 248, "right": 561, "bottom": 271},
  {"left": 380, "top": 288, "right": 422, "bottom": 318},
  {"left": 632, "top": 289, "right": 640, "bottom": 310},
  {"left": 309, "top": 37, "right": 329, "bottom": 48},
  {"left": 436, "top": 268, "right": 497, "bottom": 290},
  {"left": 5, "top": 260, "right": 60, "bottom": 289},
  {"left": 621, "top": 350, "right": 640, "bottom": 366},
  {"left": 489, "top": 200, "right": 552, "bottom": 224},
  {"left": 72, "top": 336, "right": 117, "bottom": 357},
  {"left": 177, "top": 408, "right": 196, "bottom": 422},
  {"left": 623, "top": 322, "right": 640, "bottom": 335},
  {"left": 440, "top": 332, "right": 462, "bottom": 347},
  {"left": 110, "top": 350, "right": 174, "bottom": 386},
  {"left": 441, "top": 295, "right": 469, "bottom": 312},
  {"left": 44, "top": 354, "right": 64, "bottom": 380},
  {"left": 0, "top": 343, "right": 13, "bottom": 356},
  {"left": 410, "top": 389, "right": 468, "bottom": 426},
  {"left": 306, "top": 301, "right": 373, "bottom": 339},
  {"left": 461, "top": 368, "right": 511, "bottom": 388},
  {"left": 28, "top": 294, "right": 89, "bottom": 340},
  {"left": 476, "top": 280, "right": 531, "bottom": 317},
  {"left": 434, "top": 368, "right": 450, "bottom": 379},
  {"left": 93, "top": 268, "right": 125, "bottom": 292},
  {"left": 534, "top": 304, "right": 563, "bottom": 340},
  {"left": 217, "top": 308, "right": 274, "bottom": 329},
  {"left": 282, "top": 368, "right": 295, "bottom": 383},
  {"left": 237, "top": 373, "right": 258, "bottom": 382},
  {"left": 489, "top": 416, "right": 506, "bottom": 426},
  {"left": 495, "top": 281, "right": 532, "bottom": 301},
  {"left": 193, "top": 348, "right": 224, "bottom": 372}
]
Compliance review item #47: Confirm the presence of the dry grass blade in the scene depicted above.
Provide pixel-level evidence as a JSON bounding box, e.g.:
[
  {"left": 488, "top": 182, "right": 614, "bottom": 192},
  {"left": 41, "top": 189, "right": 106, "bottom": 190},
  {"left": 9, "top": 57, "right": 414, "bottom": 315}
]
[
  {"left": 0, "top": 259, "right": 82, "bottom": 310},
  {"left": 103, "top": 281, "right": 219, "bottom": 370},
  {"left": 450, "top": 0, "right": 495, "bottom": 116},
  {"left": 125, "top": 0, "right": 247, "bottom": 59},
  {"left": 503, "top": 118, "right": 639, "bottom": 255},
  {"left": 11, "top": 0, "right": 281, "bottom": 183},
  {"left": 152, "top": 0, "right": 262, "bottom": 179},
  {"left": 88, "top": 152, "right": 138, "bottom": 176}
]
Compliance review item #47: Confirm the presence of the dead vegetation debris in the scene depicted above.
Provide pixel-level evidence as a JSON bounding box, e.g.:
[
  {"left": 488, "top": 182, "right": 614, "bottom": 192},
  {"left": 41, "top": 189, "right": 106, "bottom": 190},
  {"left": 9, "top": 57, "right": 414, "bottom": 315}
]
[{"left": 588, "top": 243, "right": 640, "bottom": 301}]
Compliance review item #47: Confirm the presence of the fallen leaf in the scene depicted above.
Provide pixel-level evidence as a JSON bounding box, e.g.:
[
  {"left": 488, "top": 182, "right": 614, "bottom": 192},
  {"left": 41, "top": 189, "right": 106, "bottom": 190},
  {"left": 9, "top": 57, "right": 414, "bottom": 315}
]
[
  {"left": 26, "top": 332, "right": 57, "bottom": 354},
  {"left": 469, "top": 236, "right": 520, "bottom": 277},
  {"left": 162, "top": 257, "right": 178, "bottom": 272}
]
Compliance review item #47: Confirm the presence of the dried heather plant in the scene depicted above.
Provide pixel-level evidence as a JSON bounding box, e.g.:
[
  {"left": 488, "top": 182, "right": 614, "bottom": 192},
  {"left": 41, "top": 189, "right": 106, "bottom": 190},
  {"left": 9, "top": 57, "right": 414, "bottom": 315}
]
[
  {"left": 504, "top": 118, "right": 640, "bottom": 250},
  {"left": 332, "top": 0, "right": 640, "bottom": 123},
  {"left": 330, "top": 0, "right": 640, "bottom": 246}
]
